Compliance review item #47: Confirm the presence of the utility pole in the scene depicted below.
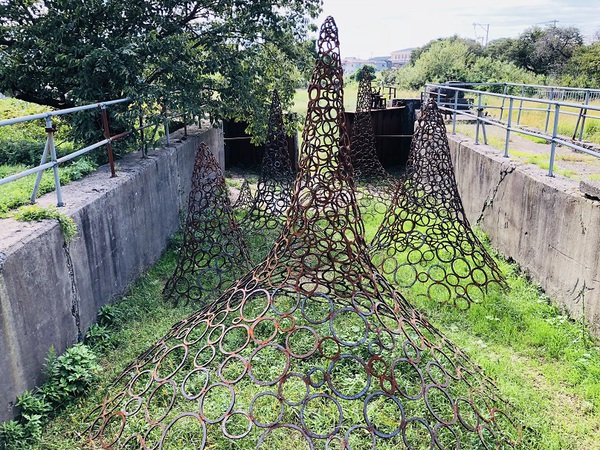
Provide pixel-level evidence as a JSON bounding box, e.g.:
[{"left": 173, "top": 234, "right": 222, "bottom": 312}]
[
  {"left": 473, "top": 23, "right": 490, "bottom": 48},
  {"left": 536, "top": 19, "right": 559, "bottom": 27}
]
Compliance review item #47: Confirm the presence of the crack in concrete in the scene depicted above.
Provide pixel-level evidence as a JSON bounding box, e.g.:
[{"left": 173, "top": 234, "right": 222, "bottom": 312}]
[
  {"left": 477, "top": 165, "right": 516, "bottom": 224},
  {"left": 63, "top": 242, "right": 82, "bottom": 342}
]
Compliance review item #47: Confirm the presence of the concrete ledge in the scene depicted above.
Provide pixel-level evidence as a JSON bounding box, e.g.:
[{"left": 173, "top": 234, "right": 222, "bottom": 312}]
[
  {"left": 449, "top": 134, "right": 600, "bottom": 336},
  {"left": 0, "top": 126, "right": 223, "bottom": 422}
]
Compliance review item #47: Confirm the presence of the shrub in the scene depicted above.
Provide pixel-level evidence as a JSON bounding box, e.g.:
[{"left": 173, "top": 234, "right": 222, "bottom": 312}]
[{"left": 40, "top": 344, "right": 102, "bottom": 406}]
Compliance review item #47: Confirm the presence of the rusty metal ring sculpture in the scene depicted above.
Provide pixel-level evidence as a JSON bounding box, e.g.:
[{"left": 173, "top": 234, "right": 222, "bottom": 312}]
[
  {"left": 370, "top": 100, "right": 507, "bottom": 308},
  {"left": 84, "top": 17, "right": 520, "bottom": 449},
  {"left": 162, "top": 143, "right": 251, "bottom": 306},
  {"left": 349, "top": 66, "right": 398, "bottom": 220},
  {"left": 237, "top": 90, "right": 295, "bottom": 262}
]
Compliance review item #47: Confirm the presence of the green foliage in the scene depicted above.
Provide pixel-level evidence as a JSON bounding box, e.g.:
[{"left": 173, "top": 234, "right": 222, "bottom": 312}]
[
  {"left": 0, "top": 98, "right": 75, "bottom": 166},
  {"left": 469, "top": 57, "right": 544, "bottom": 86},
  {"left": 84, "top": 324, "right": 114, "bottom": 350},
  {"left": 409, "top": 35, "right": 484, "bottom": 66},
  {"left": 349, "top": 65, "right": 376, "bottom": 82},
  {"left": 0, "top": 0, "right": 322, "bottom": 144},
  {"left": 97, "top": 304, "right": 118, "bottom": 328},
  {"left": 563, "top": 42, "right": 600, "bottom": 88},
  {"left": 0, "top": 420, "right": 29, "bottom": 450},
  {"left": 486, "top": 25, "right": 583, "bottom": 77},
  {"left": 14, "top": 204, "right": 78, "bottom": 243},
  {"left": 393, "top": 36, "right": 548, "bottom": 91},
  {"left": 394, "top": 39, "right": 474, "bottom": 89},
  {"left": 0, "top": 344, "right": 102, "bottom": 450},
  {"left": 41, "top": 344, "right": 102, "bottom": 406}
]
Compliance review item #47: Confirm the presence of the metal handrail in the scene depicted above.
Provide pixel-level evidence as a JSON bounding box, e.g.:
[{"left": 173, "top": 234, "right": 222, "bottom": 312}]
[
  {"left": 0, "top": 98, "right": 186, "bottom": 207},
  {"left": 424, "top": 83, "right": 600, "bottom": 177}
]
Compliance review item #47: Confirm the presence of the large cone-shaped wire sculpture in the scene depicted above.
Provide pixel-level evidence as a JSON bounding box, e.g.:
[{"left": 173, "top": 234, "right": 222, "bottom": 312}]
[
  {"left": 84, "top": 18, "right": 520, "bottom": 449},
  {"left": 350, "top": 67, "right": 398, "bottom": 222},
  {"left": 237, "top": 90, "right": 295, "bottom": 262},
  {"left": 162, "top": 143, "right": 252, "bottom": 306},
  {"left": 370, "top": 100, "right": 506, "bottom": 309}
]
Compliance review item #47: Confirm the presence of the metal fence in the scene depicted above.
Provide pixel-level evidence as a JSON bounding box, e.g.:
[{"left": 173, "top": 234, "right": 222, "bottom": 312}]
[
  {"left": 0, "top": 98, "right": 188, "bottom": 207},
  {"left": 424, "top": 82, "right": 600, "bottom": 177}
]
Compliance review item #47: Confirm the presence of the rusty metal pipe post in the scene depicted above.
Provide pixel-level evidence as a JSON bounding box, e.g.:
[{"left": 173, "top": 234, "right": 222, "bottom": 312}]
[{"left": 100, "top": 105, "right": 117, "bottom": 177}]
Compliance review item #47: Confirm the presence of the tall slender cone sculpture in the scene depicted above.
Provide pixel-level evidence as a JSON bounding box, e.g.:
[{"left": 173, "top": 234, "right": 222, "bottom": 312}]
[
  {"left": 350, "top": 66, "right": 398, "bottom": 221},
  {"left": 370, "top": 100, "right": 506, "bottom": 309},
  {"left": 162, "top": 143, "right": 252, "bottom": 306},
  {"left": 349, "top": 66, "right": 394, "bottom": 182},
  {"left": 238, "top": 90, "right": 295, "bottom": 262},
  {"left": 84, "top": 18, "right": 520, "bottom": 449}
]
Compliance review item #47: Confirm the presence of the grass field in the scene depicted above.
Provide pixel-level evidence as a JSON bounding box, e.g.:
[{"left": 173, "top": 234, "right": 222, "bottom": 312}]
[
  {"left": 3, "top": 89, "right": 600, "bottom": 449},
  {"left": 16, "top": 198, "right": 598, "bottom": 450}
]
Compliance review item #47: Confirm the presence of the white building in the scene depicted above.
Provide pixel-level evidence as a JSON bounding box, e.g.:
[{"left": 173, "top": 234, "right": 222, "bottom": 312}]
[
  {"left": 390, "top": 48, "right": 415, "bottom": 68},
  {"left": 342, "top": 57, "right": 391, "bottom": 75}
]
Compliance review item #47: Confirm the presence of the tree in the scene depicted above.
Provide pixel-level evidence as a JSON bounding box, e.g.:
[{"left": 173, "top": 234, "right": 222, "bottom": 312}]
[
  {"left": 502, "top": 26, "right": 583, "bottom": 75},
  {"left": 563, "top": 42, "right": 600, "bottom": 87},
  {"left": 349, "top": 65, "right": 376, "bottom": 82},
  {"left": 0, "top": 0, "right": 322, "bottom": 142},
  {"left": 395, "top": 39, "right": 473, "bottom": 90},
  {"left": 485, "top": 37, "right": 516, "bottom": 62},
  {"left": 409, "top": 35, "right": 483, "bottom": 66}
]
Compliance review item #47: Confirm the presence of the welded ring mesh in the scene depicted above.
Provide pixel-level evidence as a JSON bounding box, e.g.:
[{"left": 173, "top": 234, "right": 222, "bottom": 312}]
[
  {"left": 232, "top": 178, "right": 254, "bottom": 212},
  {"left": 349, "top": 66, "right": 398, "bottom": 221},
  {"left": 370, "top": 100, "right": 507, "bottom": 309},
  {"left": 162, "top": 143, "right": 251, "bottom": 306},
  {"left": 237, "top": 90, "right": 295, "bottom": 262},
  {"left": 84, "top": 17, "right": 520, "bottom": 450}
]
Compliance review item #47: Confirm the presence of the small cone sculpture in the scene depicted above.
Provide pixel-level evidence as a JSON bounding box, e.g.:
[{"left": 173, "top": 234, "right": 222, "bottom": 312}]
[
  {"left": 350, "top": 66, "right": 398, "bottom": 221},
  {"left": 237, "top": 90, "right": 295, "bottom": 261},
  {"left": 162, "top": 143, "right": 251, "bottom": 306},
  {"left": 370, "top": 100, "right": 506, "bottom": 309},
  {"left": 84, "top": 17, "right": 520, "bottom": 449},
  {"left": 232, "top": 178, "right": 254, "bottom": 211}
]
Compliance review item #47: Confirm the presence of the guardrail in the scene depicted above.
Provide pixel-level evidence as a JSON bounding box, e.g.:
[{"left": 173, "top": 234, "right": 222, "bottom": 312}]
[
  {"left": 424, "top": 82, "right": 600, "bottom": 177},
  {"left": 0, "top": 98, "right": 188, "bottom": 207}
]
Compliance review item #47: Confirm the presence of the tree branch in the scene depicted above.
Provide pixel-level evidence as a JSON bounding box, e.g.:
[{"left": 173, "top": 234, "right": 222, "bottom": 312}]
[{"left": 13, "top": 91, "right": 76, "bottom": 109}]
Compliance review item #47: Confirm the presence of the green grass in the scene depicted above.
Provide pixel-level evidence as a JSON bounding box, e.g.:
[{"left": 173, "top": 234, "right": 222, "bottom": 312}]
[
  {"left": 477, "top": 97, "right": 600, "bottom": 146},
  {"left": 411, "top": 251, "right": 600, "bottom": 449},
  {"left": 522, "top": 135, "right": 548, "bottom": 145},
  {"left": 26, "top": 203, "right": 598, "bottom": 449},
  {"left": 0, "top": 158, "right": 97, "bottom": 216},
  {"left": 0, "top": 98, "right": 97, "bottom": 216}
]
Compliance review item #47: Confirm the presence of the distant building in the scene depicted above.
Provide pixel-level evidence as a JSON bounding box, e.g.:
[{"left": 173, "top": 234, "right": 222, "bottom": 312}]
[
  {"left": 390, "top": 48, "right": 415, "bottom": 68},
  {"left": 342, "top": 56, "right": 391, "bottom": 75}
]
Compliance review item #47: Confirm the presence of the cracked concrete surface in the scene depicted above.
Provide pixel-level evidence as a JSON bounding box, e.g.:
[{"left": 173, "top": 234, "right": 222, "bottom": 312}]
[
  {"left": 477, "top": 163, "right": 516, "bottom": 225},
  {"left": 449, "top": 133, "right": 600, "bottom": 336}
]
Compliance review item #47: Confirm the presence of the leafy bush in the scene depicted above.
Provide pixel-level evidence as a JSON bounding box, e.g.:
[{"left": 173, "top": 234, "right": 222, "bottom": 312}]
[
  {"left": 97, "top": 304, "right": 118, "bottom": 327},
  {"left": 40, "top": 344, "right": 102, "bottom": 406},
  {"left": 0, "top": 420, "right": 29, "bottom": 450},
  {"left": 84, "top": 324, "right": 114, "bottom": 350},
  {"left": 0, "top": 344, "right": 102, "bottom": 450}
]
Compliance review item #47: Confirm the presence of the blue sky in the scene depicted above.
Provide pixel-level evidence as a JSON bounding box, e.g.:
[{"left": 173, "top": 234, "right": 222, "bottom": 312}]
[{"left": 316, "top": 0, "right": 600, "bottom": 58}]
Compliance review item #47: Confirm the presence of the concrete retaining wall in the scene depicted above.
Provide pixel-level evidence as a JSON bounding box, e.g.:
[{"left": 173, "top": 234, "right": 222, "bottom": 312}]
[
  {"left": 0, "top": 126, "right": 223, "bottom": 422},
  {"left": 448, "top": 134, "right": 600, "bottom": 335}
]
